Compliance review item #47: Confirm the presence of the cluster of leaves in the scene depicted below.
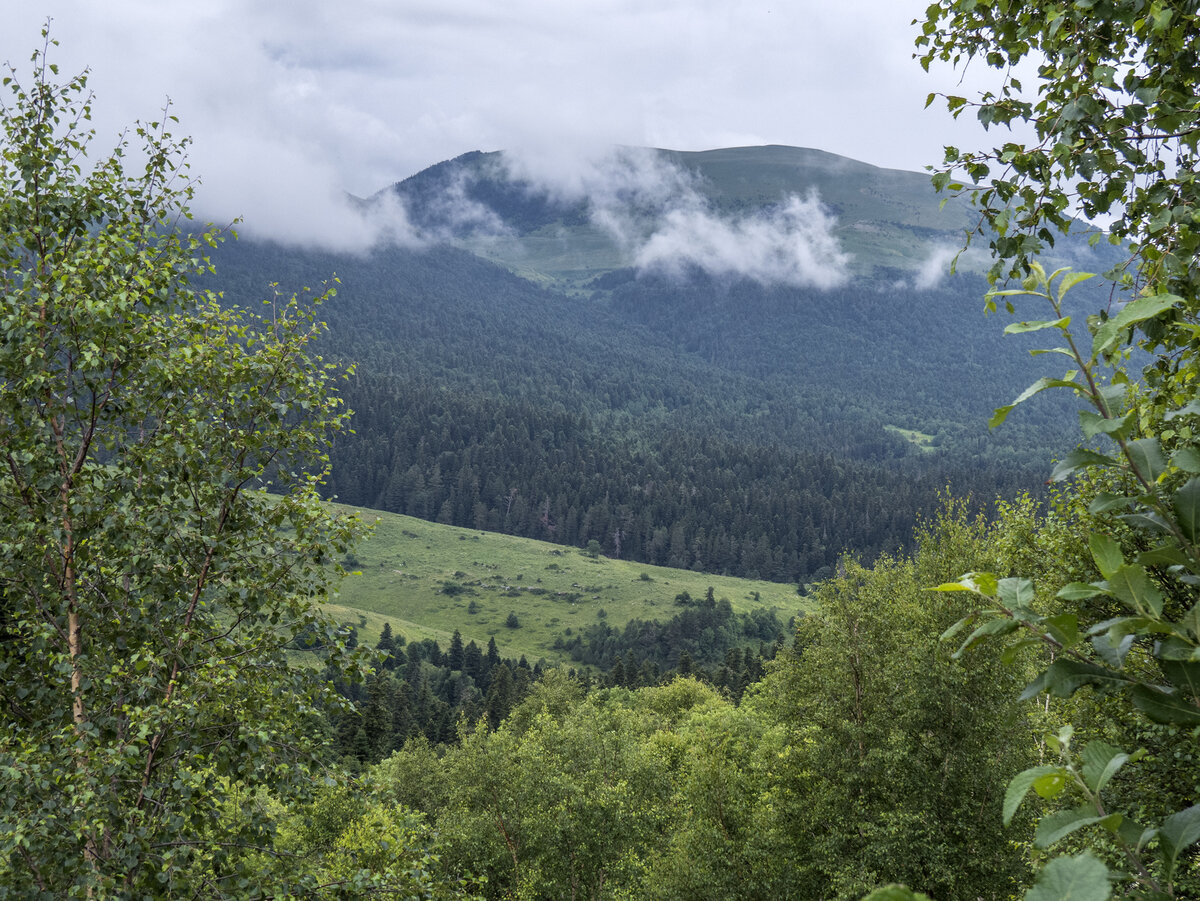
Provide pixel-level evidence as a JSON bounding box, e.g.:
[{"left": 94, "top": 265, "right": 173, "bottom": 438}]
[
  {"left": 0, "top": 35, "right": 423, "bottom": 898},
  {"left": 363, "top": 501, "right": 1040, "bottom": 901},
  {"left": 917, "top": 2, "right": 1200, "bottom": 897}
]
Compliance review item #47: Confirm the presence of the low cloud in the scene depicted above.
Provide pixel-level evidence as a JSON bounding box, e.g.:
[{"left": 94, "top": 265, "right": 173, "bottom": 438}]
[
  {"left": 635, "top": 193, "right": 850, "bottom": 289},
  {"left": 501, "top": 146, "right": 852, "bottom": 288},
  {"left": 912, "top": 244, "right": 960, "bottom": 289}
]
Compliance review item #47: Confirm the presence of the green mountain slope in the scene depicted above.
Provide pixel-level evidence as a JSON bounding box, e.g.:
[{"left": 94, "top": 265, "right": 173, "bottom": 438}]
[
  {"left": 329, "top": 505, "right": 807, "bottom": 666},
  {"left": 381, "top": 144, "right": 1114, "bottom": 287},
  {"left": 207, "top": 144, "right": 1104, "bottom": 583}
]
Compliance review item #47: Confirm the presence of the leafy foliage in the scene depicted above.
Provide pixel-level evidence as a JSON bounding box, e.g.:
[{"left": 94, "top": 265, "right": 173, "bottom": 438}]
[
  {"left": 919, "top": 2, "right": 1200, "bottom": 897},
  {"left": 0, "top": 35, "right": 383, "bottom": 898}
]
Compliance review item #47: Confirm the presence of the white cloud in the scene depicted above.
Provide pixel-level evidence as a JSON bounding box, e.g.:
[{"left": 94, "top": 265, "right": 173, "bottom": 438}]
[
  {"left": 912, "top": 244, "right": 961, "bottom": 289},
  {"left": 635, "top": 192, "right": 851, "bottom": 288},
  {"left": 2, "top": 0, "right": 1010, "bottom": 249},
  {"left": 503, "top": 147, "right": 851, "bottom": 287}
]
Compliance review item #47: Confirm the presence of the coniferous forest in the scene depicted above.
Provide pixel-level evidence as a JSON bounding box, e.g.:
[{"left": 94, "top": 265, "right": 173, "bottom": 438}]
[{"left": 3, "top": 4, "right": 1200, "bottom": 901}]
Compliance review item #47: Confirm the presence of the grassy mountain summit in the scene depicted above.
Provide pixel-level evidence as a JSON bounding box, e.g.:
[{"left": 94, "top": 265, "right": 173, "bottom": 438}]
[{"left": 379, "top": 144, "right": 989, "bottom": 287}]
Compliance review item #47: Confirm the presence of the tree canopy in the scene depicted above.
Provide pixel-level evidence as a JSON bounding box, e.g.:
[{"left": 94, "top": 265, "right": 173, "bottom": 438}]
[
  {"left": 919, "top": 2, "right": 1200, "bottom": 898},
  {"left": 0, "top": 34, "right": 412, "bottom": 899}
]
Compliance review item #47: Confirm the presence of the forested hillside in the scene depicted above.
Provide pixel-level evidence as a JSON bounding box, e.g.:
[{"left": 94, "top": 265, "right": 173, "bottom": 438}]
[{"left": 209, "top": 232, "right": 1080, "bottom": 582}]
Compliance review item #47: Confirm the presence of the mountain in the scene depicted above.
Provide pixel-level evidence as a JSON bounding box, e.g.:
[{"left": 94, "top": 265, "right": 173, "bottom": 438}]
[
  {"left": 379, "top": 144, "right": 1114, "bottom": 289},
  {"left": 208, "top": 145, "right": 1102, "bottom": 583}
]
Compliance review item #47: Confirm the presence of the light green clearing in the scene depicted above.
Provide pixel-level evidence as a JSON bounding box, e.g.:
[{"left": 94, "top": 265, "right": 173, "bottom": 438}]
[
  {"left": 326, "top": 504, "right": 809, "bottom": 665},
  {"left": 885, "top": 424, "right": 938, "bottom": 452}
]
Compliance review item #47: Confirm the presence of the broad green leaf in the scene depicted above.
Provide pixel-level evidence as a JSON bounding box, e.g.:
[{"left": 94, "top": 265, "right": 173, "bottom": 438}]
[
  {"left": 1051, "top": 449, "right": 1119, "bottom": 482},
  {"left": 1091, "top": 633, "right": 1135, "bottom": 668},
  {"left": 1088, "top": 492, "right": 1133, "bottom": 514},
  {"left": 1158, "top": 804, "right": 1200, "bottom": 881},
  {"left": 1021, "top": 659, "right": 1131, "bottom": 701},
  {"left": 992, "top": 376, "right": 1081, "bottom": 427},
  {"left": 1174, "top": 478, "right": 1200, "bottom": 543},
  {"left": 1119, "top": 511, "right": 1174, "bottom": 535},
  {"left": 939, "top": 615, "right": 977, "bottom": 643},
  {"left": 1004, "top": 766, "right": 1066, "bottom": 825},
  {"left": 1080, "top": 741, "right": 1129, "bottom": 795},
  {"left": 1056, "top": 270, "right": 1096, "bottom": 300},
  {"left": 1125, "top": 438, "right": 1167, "bottom": 483},
  {"left": 1091, "top": 293, "right": 1180, "bottom": 357},
  {"left": 1034, "top": 805, "right": 1107, "bottom": 849},
  {"left": 997, "top": 577, "right": 1035, "bottom": 608},
  {"left": 1057, "top": 582, "right": 1108, "bottom": 601},
  {"left": 1106, "top": 564, "right": 1164, "bottom": 617},
  {"left": 1033, "top": 770, "right": 1070, "bottom": 800},
  {"left": 1130, "top": 684, "right": 1200, "bottom": 725},
  {"left": 1136, "top": 545, "right": 1190, "bottom": 568},
  {"left": 1079, "top": 410, "right": 1133, "bottom": 439},
  {"left": 1023, "top": 852, "right": 1111, "bottom": 901},
  {"left": 1044, "top": 612, "right": 1079, "bottom": 648},
  {"left": 1001, "top": 638, "right": 1048, "bottom": 665},
  {"left": 1005, "top": 317, "right": 1071, "bottom": 334},
  {"left": 1173, "top": 447, "right": 1200, "bottom": 473},
  {"left": 1159, "top": 659, "right": 1200, "bottom": 702},
  {"left": 1183, "top": 602, "right": 1200, "bottom": 641},
  {"left": 1089, "top": 533, "right": 1124, "bottom": 580},
  {"left": 953, "top": 617, "right": 1020, "bottom": 658},
  {"left": 1165, "top": 400, "right": 1200, "bottom": 422}
]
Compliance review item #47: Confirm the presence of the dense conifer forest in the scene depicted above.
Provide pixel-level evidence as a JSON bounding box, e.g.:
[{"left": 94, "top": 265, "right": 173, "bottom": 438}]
[{"left": 208, "top": 238, "right": 1079, "bottom": 583}]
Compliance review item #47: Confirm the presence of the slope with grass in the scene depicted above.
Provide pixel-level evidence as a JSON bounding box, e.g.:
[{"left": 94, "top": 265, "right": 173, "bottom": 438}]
[{"left": 329, "top": 504, "right": 808, "bottom": 665}]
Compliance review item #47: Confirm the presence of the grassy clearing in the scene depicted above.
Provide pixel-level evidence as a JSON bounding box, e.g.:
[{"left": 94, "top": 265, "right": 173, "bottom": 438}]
[
  {"left": 885, "top": 424, "right": 938, "bottom": 452},
  {"left": 327, "top": 504, "right": 809, "bottom": 665}
]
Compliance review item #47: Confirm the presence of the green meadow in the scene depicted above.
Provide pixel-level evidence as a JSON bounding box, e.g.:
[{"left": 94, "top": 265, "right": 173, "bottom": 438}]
[{"left": 327, "top": 504, "right": 809, "bottom": 664}]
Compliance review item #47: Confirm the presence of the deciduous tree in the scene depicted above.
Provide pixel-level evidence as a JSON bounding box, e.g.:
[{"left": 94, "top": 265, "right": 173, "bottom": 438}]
[{"left": 0, "top": 35, "right": 372, "bottom": 898}]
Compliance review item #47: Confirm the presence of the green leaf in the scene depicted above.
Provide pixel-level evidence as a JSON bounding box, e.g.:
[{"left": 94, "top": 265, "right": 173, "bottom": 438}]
[
  {"left": 953, "top": 617, "right": 1020, "bottom": 658},
  {"left": 1136, "top": 545, "right": 1190, "bottom": 568},
  {"left": 1005, "top": 766, "right": 1066, "bottom": 825},
  {"left": 1080, "top": 741, "right": 1129, "bottom": 794},
  {"left": 992, "top": 376, "right": 1081, "bottom": 427},
  {"left": 1034, "top": 806, "right": 1107, "bottom": 849},
  {"left": 1159, "top": 658, "right": 1200, "bottom": 702},
  {"left": 1174, "top": 478, "right": 1200, "bottom": 543},
  {"left": 1051, "top": 450, "right": 1119, "bottom": 482},
  {"left": 1158, "top": 805, "right": 1200, "bottom": 881},
  {"left": 1130, "top": 684, "right": 1200, "bottom": 725},
  {"left": 1125, "top": 438, "right": 1167, "bottom": 483},
  {"left": 1023, "top": 852, "right": 1111, "bottom": 901},
  {"left": 1106, "top": 565, "right": 1164, "bottom": 617},
  {"left": 1089, "top": 492, "right": 1133, "bottom": 514},
  {"left": 1091, "top": 293, "right": 1180, "bottom": 357},
  {"left": 1172, "top": 447, "right": 1200, "bottom": 473},
  {"left": 997, "top": 577, "right": 1035, "bottom": 608},
  {"left": 1057, "top": 582, "right": 1108, "bottom": 601},
  {"left": 1089, "top": 533, "right": 1124, "bottom": 580},
  {"left": 1092, "top": 633, "right": 1134, "bottom": 668},
  {"left": 1005, "top": 317, "right": 1071, "bottom": 334},
  {"left": 1022, "top": 659, "right": 1131, "bottom": 701},
  {"left": 1165, "top": 400, "right": 1200, "bottom": 422},
  {"left": 1033, "top": 770, "right": 1071, "bottom": 800},
  {"left": 1044, "top": 613, "right": 1079, "bottom": 648},
  {"left": 1079, "top": 410, "right": 1134, "bottom": 439},
  {"left": 1056, "top": 271, "right": 1096, "bottom": 300}
]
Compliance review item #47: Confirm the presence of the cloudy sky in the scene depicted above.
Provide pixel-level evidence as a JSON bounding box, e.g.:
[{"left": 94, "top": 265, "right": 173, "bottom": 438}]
[{"left": 3, "top": 1, "right": 1009, "bottom": 247}]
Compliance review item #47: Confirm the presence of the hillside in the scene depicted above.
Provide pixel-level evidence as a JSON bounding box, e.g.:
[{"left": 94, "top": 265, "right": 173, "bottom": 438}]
[
  {"left": 381, "top": 144, "right": 1115, "bottom": 288},
  {"left": 328, "top": 505, "right": 807, "bottom": 666},
  {"left": 207, "top": 145, "right": 1107, "bottom": 582}
]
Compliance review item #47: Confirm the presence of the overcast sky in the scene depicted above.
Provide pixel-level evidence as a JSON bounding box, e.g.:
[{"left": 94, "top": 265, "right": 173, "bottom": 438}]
[{"left": 4, "top": 1, "right": 1009, "bottom": 246}]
